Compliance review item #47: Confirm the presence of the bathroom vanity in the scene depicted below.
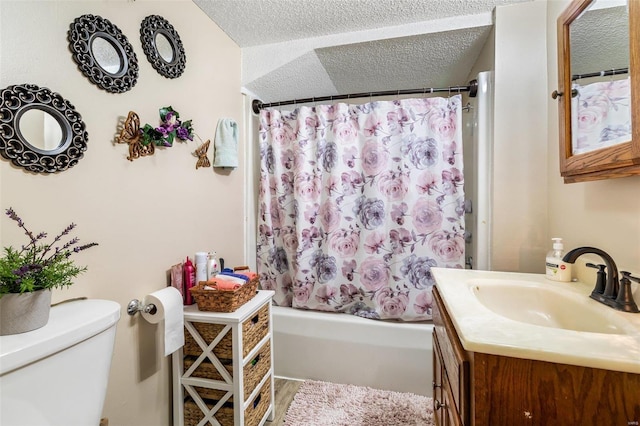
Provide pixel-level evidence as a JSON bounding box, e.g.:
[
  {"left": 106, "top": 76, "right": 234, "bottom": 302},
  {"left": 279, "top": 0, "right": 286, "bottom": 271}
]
[
  {"left": 172, "top": 290, "right": 275, "bottom": 426},
  {"left": 431, "top": 268, "right": 640, "bottom": 426}
]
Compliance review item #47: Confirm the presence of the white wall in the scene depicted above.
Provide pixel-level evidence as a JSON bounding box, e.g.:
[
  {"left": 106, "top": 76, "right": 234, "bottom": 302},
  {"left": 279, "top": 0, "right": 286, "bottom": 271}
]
[
  {"left": 0, "top": 1, "right": 242, "bottom": 425},
  {"left": 546, "top": 1, "right": 640, "bottom": 284},
  {"left": 492, "top": 1, "right": 549, "bottom": 273}
]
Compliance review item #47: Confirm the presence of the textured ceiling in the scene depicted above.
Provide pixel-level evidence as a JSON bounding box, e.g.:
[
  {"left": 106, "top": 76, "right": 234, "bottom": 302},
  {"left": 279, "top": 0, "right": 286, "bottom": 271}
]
[
  {"left": 570, "top": 4, "right": 629, "bottom": 77},
  {"left": 192, "top": 0, "right": 535, "bottom": 103}
]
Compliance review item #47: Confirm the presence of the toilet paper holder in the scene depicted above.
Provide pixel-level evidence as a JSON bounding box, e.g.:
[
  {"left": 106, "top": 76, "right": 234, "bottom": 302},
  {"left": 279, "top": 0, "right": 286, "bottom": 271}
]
[{"left": 127, "top": 299, "right": 158, "bottom": 316}]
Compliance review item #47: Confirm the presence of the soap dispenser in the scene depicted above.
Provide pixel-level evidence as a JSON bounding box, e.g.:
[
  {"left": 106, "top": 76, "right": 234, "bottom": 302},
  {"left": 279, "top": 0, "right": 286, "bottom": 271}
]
[{"left": 545, "top": 238, "right": 572, "bottom": 282}]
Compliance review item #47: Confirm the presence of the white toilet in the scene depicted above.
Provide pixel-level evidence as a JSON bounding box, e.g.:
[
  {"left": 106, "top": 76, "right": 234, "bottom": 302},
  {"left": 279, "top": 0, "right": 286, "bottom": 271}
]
[{"left": 0, "top": 299, "right": 120, "bottom": 426}]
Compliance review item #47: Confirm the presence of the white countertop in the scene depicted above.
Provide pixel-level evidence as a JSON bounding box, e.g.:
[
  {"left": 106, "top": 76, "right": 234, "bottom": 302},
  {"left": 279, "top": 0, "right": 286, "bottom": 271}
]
[{"left": 432, "top": 268, "right": 640, "bottom": 374}]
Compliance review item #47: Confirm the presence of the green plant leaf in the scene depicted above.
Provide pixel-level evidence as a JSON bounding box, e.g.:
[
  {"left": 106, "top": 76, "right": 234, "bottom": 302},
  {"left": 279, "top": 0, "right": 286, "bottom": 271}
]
[
  {"left": 165, "top": 131, "right": 175, "bottom": 146},
  {"left": 1, "top": 208, "right": 98, "bottom": 297},
  {"left": 159, "top": 106, "right": 178, "bottom": 122}
]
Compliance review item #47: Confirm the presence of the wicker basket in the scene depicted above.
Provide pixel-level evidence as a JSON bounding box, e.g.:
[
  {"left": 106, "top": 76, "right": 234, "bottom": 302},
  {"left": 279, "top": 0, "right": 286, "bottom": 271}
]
[
  {"left": 190, "top": 277, "right": 259, "bottom": 312},
  {"left": 184, "top": 377, "right": 271, "bottom": 426},
  {"left": 184, "top": 304, "right": 270, "bottom": 359},
  {"left": 183, "top": 340, "right": 270, "bottom": 401}
]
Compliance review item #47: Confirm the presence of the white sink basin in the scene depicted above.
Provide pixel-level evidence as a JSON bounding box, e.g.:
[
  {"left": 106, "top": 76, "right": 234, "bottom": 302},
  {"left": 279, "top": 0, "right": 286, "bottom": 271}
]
[
  {"left": 431, "top": 268, "right": 640, "bottom": 374},
  {"left": 470, "top": 280, "right": 629, "bottom": 335}
]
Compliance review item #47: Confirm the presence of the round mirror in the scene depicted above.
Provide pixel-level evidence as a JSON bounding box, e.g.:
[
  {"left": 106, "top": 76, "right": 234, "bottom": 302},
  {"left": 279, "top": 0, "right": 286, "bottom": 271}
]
[
  {"left": 0, "top": 84, "right": 88, "bottom": 173},
  {"left": 140, "top": 15, "right": 186, "bottom": 79},
  {"left": 91, "top": 36, "right": 122, "bottom": 74},
  {"left": 18, "top": 109, "right": 64, "bottom": 152},
  {"left": 155, "top": 32, "right": 174, "bottom": 63},
  {"left": 69, "top": 14, "right": 138, "bottom": 93}
]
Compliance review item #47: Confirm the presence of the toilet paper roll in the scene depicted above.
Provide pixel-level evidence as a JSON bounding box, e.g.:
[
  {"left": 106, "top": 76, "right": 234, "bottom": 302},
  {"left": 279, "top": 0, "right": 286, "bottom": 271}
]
[{"left": 142, "top": 287, "right": 185, "bottom": 356}]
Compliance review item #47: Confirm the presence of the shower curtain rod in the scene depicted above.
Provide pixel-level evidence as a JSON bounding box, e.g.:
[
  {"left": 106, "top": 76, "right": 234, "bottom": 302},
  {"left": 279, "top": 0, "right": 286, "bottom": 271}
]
[
  {"left": 251, "top": 79, "right": 478, "bottom": 114},
  {"left": 572, "top": 67, "right": 628, "bottom": 81}
]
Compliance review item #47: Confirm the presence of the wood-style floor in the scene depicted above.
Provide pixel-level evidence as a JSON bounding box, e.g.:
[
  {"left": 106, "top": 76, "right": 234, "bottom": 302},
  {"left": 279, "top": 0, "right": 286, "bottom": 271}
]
[{"left": 266, "top": 378, "right": 302, "bottom": 425}]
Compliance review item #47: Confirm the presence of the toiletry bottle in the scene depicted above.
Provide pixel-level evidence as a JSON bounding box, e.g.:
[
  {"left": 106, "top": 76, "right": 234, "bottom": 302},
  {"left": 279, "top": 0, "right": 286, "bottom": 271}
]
[
  {"left": 183, "top": 257, "right": 196, "bottom": 305},
  {"left": 207, "top": 252, "right": 220, "bottom": 280},
  {"left": 195, "top": 251, "right": 208, "bottom": 284},
  {"left": 545, "top": 238, "right": 572, "bottom": 282}
]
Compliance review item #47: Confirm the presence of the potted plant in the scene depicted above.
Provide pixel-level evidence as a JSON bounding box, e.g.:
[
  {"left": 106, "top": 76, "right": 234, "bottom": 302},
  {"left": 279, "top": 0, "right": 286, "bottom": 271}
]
[{"left": 0, "top": 207, "right": 98, "bottom": 335}]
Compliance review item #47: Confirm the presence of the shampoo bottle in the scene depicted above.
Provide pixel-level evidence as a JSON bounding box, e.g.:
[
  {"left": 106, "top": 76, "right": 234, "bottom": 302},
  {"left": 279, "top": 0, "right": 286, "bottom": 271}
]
[
  {"left": 545, "top": 238, "right": 572, "bottom": 282},
  {"left": 183, "top": 257, "right": 196, "bottom": 305}
]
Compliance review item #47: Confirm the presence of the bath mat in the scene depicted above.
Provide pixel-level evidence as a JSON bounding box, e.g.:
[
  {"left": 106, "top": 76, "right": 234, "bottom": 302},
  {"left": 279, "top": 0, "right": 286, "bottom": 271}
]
[{"left": 283, "top": 380, "right": 434, "bottom": 426}]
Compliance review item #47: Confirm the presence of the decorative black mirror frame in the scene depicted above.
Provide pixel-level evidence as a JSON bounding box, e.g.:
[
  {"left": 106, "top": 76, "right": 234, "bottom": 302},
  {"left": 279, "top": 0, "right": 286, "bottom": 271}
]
[
  {"left": 0, "top": 84, "right": 88, "bottom": 173},
  {"left": 140, "top": 15, "right": 187, "bottom": 79},
  {"left": 68, "top": 14, "right": 139, "bottom": 93}
]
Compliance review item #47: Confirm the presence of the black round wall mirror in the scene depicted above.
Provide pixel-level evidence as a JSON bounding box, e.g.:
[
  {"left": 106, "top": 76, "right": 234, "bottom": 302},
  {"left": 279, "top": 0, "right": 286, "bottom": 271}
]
[
  {"left": 68, "top": 14, "right": 139, "bottom": 93},
  {"left": 0, "top": 84, "right": 88, "bottom": 173},
  {"left": 140, "top": 15, "right": 186, "bottom": 79}
]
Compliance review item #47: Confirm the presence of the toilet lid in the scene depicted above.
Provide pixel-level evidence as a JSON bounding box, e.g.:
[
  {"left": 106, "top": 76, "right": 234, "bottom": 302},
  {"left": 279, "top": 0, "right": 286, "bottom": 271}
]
[{"left": 0, "top": 299, "right": 120, "bottom": 376}]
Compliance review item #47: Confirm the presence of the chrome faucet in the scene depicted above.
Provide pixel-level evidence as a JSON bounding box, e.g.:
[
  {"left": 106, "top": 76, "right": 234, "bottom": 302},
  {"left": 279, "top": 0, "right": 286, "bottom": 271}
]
[{"left": 563, "top": 246, "right": 639, "bottom": 313}]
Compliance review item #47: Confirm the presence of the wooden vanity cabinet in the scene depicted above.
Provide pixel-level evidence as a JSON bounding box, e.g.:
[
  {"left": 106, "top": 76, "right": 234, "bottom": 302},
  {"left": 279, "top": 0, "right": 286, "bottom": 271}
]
[
  {"left": 432, "top": 288, "right": 469, "bottom": 425},
  {"left": 432, "top": 286, "right": 640, "bottom": 426}
]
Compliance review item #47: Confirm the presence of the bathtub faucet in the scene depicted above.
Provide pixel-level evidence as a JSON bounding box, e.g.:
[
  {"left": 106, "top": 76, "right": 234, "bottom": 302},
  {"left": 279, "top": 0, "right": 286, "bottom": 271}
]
[{"left": 563, "top": 246, "right": 639, "bottom": 313}]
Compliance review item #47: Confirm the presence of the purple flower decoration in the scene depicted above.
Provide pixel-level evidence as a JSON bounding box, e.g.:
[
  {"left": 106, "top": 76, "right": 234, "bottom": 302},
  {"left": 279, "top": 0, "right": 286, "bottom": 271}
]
[
  {"left": 141, "top": 107, "right": 194, "bottom": 146},
  {"left": 155, "top": 126, "right": 169, "bottom": 136},
  {"left": 177, "top": 126, "right": 193, "bottom": 141}
]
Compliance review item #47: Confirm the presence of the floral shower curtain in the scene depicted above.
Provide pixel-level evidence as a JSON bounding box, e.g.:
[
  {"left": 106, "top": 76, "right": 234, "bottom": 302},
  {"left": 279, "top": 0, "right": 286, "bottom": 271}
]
[
  {"left": 257, "top": 96, "right": 465, "bottom": 321},
  {"left": 571, "top": 77, "right": 632, "bottom": 154}
]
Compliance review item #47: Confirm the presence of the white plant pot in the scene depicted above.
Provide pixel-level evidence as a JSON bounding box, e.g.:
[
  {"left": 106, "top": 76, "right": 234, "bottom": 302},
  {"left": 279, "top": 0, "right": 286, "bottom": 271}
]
[{"left": 0, "top": 289, "right": 52, "bottom": 335}]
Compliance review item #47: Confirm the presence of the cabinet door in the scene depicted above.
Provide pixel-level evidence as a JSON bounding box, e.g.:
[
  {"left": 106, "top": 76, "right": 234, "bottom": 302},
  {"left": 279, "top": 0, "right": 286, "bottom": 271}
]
[
  {"left": 442, "top": 377, "right": 463, "bottom": 426},
  {"left": 433, "top": 331, "right": 464, "bottom": 426},
  {"left": 433, "top": 287, "right": 470, "bottom": 424},
  {"left": 555, "top": 0, "right": 640, "bottom": 183},
  {"left": 433, "top": 334, "right": 445, "bottom": 426}
]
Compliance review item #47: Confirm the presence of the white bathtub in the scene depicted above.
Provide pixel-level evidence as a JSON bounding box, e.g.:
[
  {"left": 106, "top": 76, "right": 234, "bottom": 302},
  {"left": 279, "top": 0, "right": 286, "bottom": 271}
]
[{"left": 271, "top": 306, "right": 434, "bottom": 397}]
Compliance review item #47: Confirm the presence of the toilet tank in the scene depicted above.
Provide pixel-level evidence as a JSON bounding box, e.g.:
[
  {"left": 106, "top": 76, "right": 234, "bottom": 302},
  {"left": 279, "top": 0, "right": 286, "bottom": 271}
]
[{"left": 0, "top": 299, "right": 120, "bottom": 426}]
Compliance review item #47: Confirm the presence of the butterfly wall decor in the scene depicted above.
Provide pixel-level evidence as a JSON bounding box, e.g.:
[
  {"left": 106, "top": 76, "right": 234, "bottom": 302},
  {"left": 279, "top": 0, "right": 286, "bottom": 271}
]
[
  {"left": 116, "top": 111, "right": 155, "bottom": 161},
  {"left": 195, "top": 139, "right": 211, "bottom": 169}
]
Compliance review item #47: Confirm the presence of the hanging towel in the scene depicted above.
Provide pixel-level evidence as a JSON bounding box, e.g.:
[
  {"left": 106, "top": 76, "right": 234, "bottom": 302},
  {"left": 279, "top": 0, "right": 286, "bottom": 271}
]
[{"left": 213, "top": 118, "right": 239, "bottom": 168}]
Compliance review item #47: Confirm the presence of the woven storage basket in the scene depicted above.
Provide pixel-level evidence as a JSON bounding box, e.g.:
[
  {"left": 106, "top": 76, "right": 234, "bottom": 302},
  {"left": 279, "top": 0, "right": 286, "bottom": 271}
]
[
  {"left": 183, "top": 340, "right": 270, "bottom": 401},
  {"left": 190, "top": 277, "right": 259, "bottom": 312},
  {"left": 184, "top": 377, "right": 271, "bottom": 426},
  {"left": 184, "top": 357, "right": 233, "bottom": 381},
  {"left": 242, "top": 340, "right": 271, "bottom": 400},
  {"left": 184, "top": 303, "right": 270, "bottom": 359},
  {"left": 184, "top": 397, "right": 233, "bottom": 426}
]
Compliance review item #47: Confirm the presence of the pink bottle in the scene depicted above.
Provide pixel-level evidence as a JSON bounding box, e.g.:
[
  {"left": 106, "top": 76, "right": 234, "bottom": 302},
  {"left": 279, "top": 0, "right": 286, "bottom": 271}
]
[{"left": 183, "top": 257, "right": 196, "bottom": 305}]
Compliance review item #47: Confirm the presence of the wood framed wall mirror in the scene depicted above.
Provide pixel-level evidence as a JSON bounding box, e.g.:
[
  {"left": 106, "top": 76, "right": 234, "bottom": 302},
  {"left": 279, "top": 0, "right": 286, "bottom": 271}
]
[{"left": 556, "top": 0, "right": 640, "bottom": 183}]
